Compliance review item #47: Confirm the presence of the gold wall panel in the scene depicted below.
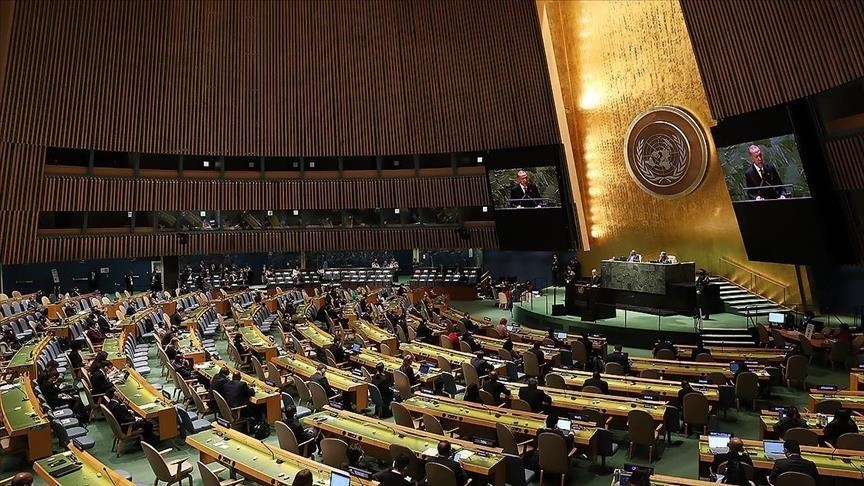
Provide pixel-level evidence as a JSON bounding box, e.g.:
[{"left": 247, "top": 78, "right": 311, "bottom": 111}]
[{"left": 539, "top": 0, "right": 807, "bottom": 305}]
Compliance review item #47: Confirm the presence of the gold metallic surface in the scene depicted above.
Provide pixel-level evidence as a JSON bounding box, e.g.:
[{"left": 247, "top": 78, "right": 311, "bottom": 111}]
[{"left": 538, "top": 0, "right": 806, "bottom": 305}]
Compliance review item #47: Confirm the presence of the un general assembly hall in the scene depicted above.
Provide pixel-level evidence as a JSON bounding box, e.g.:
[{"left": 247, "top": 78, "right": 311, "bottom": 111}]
[{"left": 1, "top": 1, "right": 864, "bottom": 485}]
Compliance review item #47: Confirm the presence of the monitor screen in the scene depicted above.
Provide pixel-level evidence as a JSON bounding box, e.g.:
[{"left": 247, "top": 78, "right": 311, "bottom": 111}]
[
  {"left": 768, "top": 312, "right": 786, "bottom": 324},
  {"left": 718, "top": 134, "right": 812, "bottom": 202},
  {"left": 623, "top": 464, "right": 653, "bottom": 475},
  {"left": 556, "top": 418, "right": 571, "bottom": 431},
  {"left": 556, "top": 332, "right": 567, "bottom": 341},
  {"left": 708, "top": 432, "right": 731, "bottom": 449},
  {"left": 330, "top": 472, "right": 351, "bottom": 486},
  {"left": 488, "top": 167, "right": 562, "bottom": 209},
  {"left": 347, "top": 467, "right": 372, "bottom": 480},
  {"left": 818, "top": 385, "right": 838, "bottom": 391},
  {"left": 351, "top": 343, "right": 361, "bottom": 353},
  {"left": 763, "top": 440, "right": 784, "bottom": 455},
  {"left": 729, "top": 362, "right": 740, "bottom": 373},
  {"left": 419, "top": 363, "right": 431, "bottom": 374}
]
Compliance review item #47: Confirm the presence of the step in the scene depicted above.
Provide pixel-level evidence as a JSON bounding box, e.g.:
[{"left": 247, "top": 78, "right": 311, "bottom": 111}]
[
  {"left": 703, "top": 339, "right": 758, "bottom": 346},
  {"left": 730, "top": 302, "right": 781, "bottom": 310}
]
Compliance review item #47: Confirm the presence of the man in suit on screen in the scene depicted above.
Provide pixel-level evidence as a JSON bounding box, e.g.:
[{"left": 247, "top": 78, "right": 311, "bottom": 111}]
[
  {"left": 744, "top": 144, "right": 788, "bottom": 200},
  {"left": 509, "top": 170, "right": 542, "bottom": 207}
]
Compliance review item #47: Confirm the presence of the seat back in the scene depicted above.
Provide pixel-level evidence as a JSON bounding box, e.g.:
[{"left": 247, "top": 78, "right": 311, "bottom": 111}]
[
  {"left": 439, "top": 335, "right": 454, "bottom": 350},
  {"left": 582, "top": 385, "right": 603, "bottom": 394},
  {"left": 496, "top": 423, "right": 519, "bottom": 455},
  {"left": 251, "top": 356, "right": 267, "bottom": 381},
  {"left": 682, "top": 392, "right": 709, "bottom": 427},
  {"left": 436, "top": 356, "right": 452, "bottom": 373},
  {"left": 100, "top": 404, "right": 128, "bottom": 439},
  {"left": 459, "top": 341, "right": 473, "bottom": 353},
  {"left": 797, "top": 335, "right": 814, "bottom": 358},
  {"left": 198, "top": 460, "right": 224, "bottom": 486},
  {"left": 783, "top": 427, "right": 819, "bottom": 446},
  {"left": 461, "top": 362, "right": 479, "bottom": 387},
  {"left": 390, "top": 443, "right": 425, "bottom": 481},
  {"left": 425, "top": 462, "right": 458, "bottom": 486},
  {"left": 537, "top": 432, "right": 569, "bottom": 474},
  {"left": 320, "top": 438, "right": 348, "bottom": 468},
  {"left": 212, "top": 391, "right": 239, "bottom": 423},
  {"left": 640, "top": 369, "right": 661, "bottom": 379},
  {"left": 828, "top": 342, "right": 850, "bottom": 366},
  {"left": 479, "top": 389, "right": 497, "bottom": 406},
  {"left": 510, "top": 398, "right": 532, "bottom": 412},
  {"left": 570, "top": 341, "right": 588, "bottom": 368},
  {"left": 141, "top": 442, "right": 173, "bottom": 481},
  {"left": 293, "top": 376, "right": 312, "bottom": 405},
  {"left": 604, "top": 362, "right": 624, "bottom": 375},
  {"left": 627, "top": 409, "right": 655, "bottom": 446},
  {"left": 717, "top": 461, "right": 755, "bottom": 481},
  {"left": 545, "top": 373, "right": 565, "bottom": 389},
  {"left": 422, "top": 414, "right": 447, "bottom": 436},
  {"left": 307, "top": 381, "right": 329, "bottom": 411},
  {"left": 521, "top": 351, "right": 540, "bottom": 377},
  {"left": 813, "top": 399, "right": 842, "bottom": 414},
  {"left": 380, "top": 343, "right": 393, "bottom": 356},
  {"left": 390, "top": 402, "right": 415, "bottom": 429},
  {"left": 757, "top": 325, "right": 771, "bottom": 346},
  {"left": 770, "top": 329, "right": 786, "bottom": 348},
  {"left": 836, "top": 432, "right": 864, "bottom": 451},
  {"left": 784, "top": 355, "right": 809, "bottom": 384},
  {"left": 775, "top": 471, "right": 816, "bottom": 486},
  {"left": 655, "top": 348, "right": 676, "bottom": 360},
  {"left": 393, "top": 370, "right": 413, "bottom": 399},
  {"left": 274, "top": 421, "right": 300, "bottom": 454}
]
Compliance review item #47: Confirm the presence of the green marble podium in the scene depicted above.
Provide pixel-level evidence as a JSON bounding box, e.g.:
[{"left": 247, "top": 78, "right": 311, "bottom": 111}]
[{"left": 600, "top": 260, "right": 695, "bottom": 295}]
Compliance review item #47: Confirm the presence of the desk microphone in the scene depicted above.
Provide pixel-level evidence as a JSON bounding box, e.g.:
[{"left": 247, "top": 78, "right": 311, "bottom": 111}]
[
  {"left": 260, "top": 439, "right": 283, "bottom": 464},
  {"left": 103, "top": 466, "right": 119, "bottom": 486}
]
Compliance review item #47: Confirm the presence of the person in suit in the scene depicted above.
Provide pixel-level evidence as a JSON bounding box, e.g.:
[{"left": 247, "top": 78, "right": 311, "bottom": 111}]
[
  {"left": 330, "top": 336, "right": 347, "bottom": 364},
  {"left": 210, "top": 366, "right": 231, "bottom": 396},
  {"left": 89, "top": 360, "right": 114, "bottom": 396},
  {"left": 310, "top": 364, "right": 336, "bottom": 398},
  {"left": 284, "top": 405, "right": 316, "bottom": 456},
  {"left": 583, "top": 371, "right": 609, "bottom": 394},
  {"left": 427, "top": 440, "right": 469, "bottom": 486},
  {"left": 124, "top": 272, "right": 134, "bottom": 293},
  {"left": 605, "top": 344, "right": 631, "bottom": 374},
  {"left": 460, "top": 313, "right": 477, "bottom": 333},
  {"left": 509, "top": 170, "right": 542, "bottom": 208},
  {"left": 414, "top": 319, "right": 433, "bottom": 343},
  {"left": 657, "top": 251, "right": 671, "bottom": 264},
  {"left": 767, "top": 440, "right": 819, "bottom": 485},
  {"left": 653, "top": 336, "right": 676, "bottom": 358},
  {"left": 545, "top": 329, "right": 563, "bottom": 348},
  {"left": 471, "top": 351, "right": 493, "bottom": 377},
  {"left": 398, "top": 355, "right": 418, "bottom": 386},
  {"left": 627, "top": 250, "right": 641, "bottom": 263},
  {"left": 822, "top": 408, "right": 858, "bottom": 446},
  {"left": 529, "top": 342, "right": 546, "bottom": 370},
  {"left": 588, "top": 268, "right": 602, "bottom": 287},
  {"left": 773, "top": 406, "right": 808, "bottom": 438},
  {"left": 461, "top": 332, "right": 480, "bottom": 352},
  {"left": 519, "top": 378, "right": 552, "bottom": 413},
  {"left": 222, "top": 372, "right": 259, "bottom": 420},
  {"left": 373, "top": 454, "right": 411, "bottom": 486},
  {"left": 341, "top": 443, "right": 365, "bottom": 471},
  {"left": 676, "top": 380, "right": 702, "bottom": 407},
  {"left": 711, "top": 436, "right": 753, "bottom": 472},
  {"left": 371, "top": 363, "right": 394, "bottom": 416},
  {"left": 536, "top": 414, "right": 574, "bottom": 450},
  {"left": 481, "top": 372, "right": 511, "bottom": 405},
  {"left": 105, "top": 388, "right": 158, "bottom": 445},
  {"left": 744, "top": 145, "right": 789, "bottom": 200}
]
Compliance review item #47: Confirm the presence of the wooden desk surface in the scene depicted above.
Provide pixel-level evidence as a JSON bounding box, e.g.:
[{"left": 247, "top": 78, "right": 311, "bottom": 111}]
[
  {"left": 187, "top": 423, "right": 375, "bottom": 486},
  {"left": 697, "top": 435, "right": 864, "bottom": 479},
  {"left": 112, "top": 368, "right": 178, "bottom": 440},
  {"left": 349, "top": 348, "right": 441, "bottom": 382},
  {"left": 0, "top": 378, "right": 52, "bottom": 460},
  {"left": 271, "top": 353, "right": 368, "bottom": 408},
  {"left": 550, "top": 367, "right": 720, "bottom": 402},
  {"left": 503, "top": 382, "right": 667, "bottom": 421},
  {"left": 296, "top": 323, "right": 335, "bottom": 349},
  {"left": 675, "top": 345, "right": 785, "bottom": 363},
  {"left": 758, "top": 411, "right": 864, "bottom": 439},
  {"left": 629, "top": 357, "right": 769, "bottom": 380},
  {"left": 807, "top": 390, "right": 864, "bottom": 411},
  {"left": 473, "top": 335, "right": 561, "bottom": 363},
  {"left": 399, "top": 342, "right": 507, "bottom": 370},
  {"left": 34, "top": 444, "right": 136, "bottom": 486}
]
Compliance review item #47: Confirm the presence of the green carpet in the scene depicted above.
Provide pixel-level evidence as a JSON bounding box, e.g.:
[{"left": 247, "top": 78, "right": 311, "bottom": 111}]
[{"left": 8, "top": 302, "right": 856, "bottom": 486}]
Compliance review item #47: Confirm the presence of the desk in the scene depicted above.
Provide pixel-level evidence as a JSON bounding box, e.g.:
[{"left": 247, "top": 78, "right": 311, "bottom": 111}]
[
  {"left": 194, "top": 360, "right": 281, "bottom": 424},
  {"left": 851, "top": 368, "right": 864, "bottom": 391},
  {"left": 270, "top": 354, "right": 368, "bottom": 409},
  {"left": 306, "top": 407, "right": 505, "bottom": 485},
  {"left": 349, "top": 319, "right": 398, "bottom": 354},
  {"left": 0, "top": 379, "right": 52, "bottom": 460},
  {"left": 296, "top": 323, "right": 334, "bottom": 350},
  {"left": 349, "top": 349, "right": 441, "bottom": 383},
  {"left": 398, "top": 342, "right": 508, "bottom": 375},
  {"left": 473, "top": 335, "right": 561, "bottom": 365},
  {"left": 238, "top": 325, "right": 277, "bottom": 362},
  {"left": 697, "top": 436, "right": 864, "bottom": 479},
  {"left": 34, "top": 444, "right": 136, "bottom": 486},
  {"left": 549, "top": 368, "right": 720, "bottom": 402},
  {"left": 177, "top": 332, "right": 208, "bottom": 364},
  {"left": 8, "top": 336, "right": 50, "bottom": 377},
  {"left": 401, "top": 393, "right": 596, "bottom": 447},
  {"left": 612, "top": 474, "right": 720, "bottom": 486},
  {"left": 675, "top": 346, "right": 785, "bottom": 364},
  {"left": 187, "top": 424, "right": 373, "bottom": 486},
  {"left": 509, "top": 327, "right": 607, "bottom": 355},
  {"left": 101, "top": 333, "right": 128, "bottom": 368},
  {"left": 503, "top": 383, "right": 667, "bottom": 421},
  {"left": 758, "top": 411, "right": 864, "bottom": 439},
  {"left": 600, "top": 261, "right": 695, "bottom": 295},
  {"left": 765, "top": 326, "right": 861, "bottom": 350},
  {"left": 629, "top": 357, "right": 770, "bottom": 380},
  {"left": 807, "top": 390, "right": 864, "bottom": 412},
  {"left": 113, "top": 368, "right": 177, "bottom": 440}
]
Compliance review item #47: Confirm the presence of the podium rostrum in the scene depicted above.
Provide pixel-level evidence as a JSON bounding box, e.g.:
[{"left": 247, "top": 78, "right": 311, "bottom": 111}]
[{"left": 600, "top": 260, "right": 695, "bottom": 295}]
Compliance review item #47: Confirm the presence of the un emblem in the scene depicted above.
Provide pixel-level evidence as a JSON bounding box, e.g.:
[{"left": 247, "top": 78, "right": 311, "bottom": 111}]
[{"left": 625, "top": 106, "right": 709, "bottom": 199}]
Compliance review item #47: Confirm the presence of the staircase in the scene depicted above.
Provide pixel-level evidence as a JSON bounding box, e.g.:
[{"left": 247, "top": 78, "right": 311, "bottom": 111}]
[
  {"left": 698, "top": 326, "right": 758, "bottom": 347},
  {"left": 711, "top": 276, "right": 788, "bottom": 317}
]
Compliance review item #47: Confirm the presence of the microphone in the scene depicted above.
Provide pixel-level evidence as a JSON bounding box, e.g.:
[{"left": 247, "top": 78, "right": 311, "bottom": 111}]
[
  {"left": 260, "top": 439, "right": 283, "bottom": 464},
  {"left": 103, "top": 466, "right": 119, "bottom": 486}
]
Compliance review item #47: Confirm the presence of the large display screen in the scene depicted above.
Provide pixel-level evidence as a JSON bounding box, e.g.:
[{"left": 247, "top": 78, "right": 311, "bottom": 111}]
[
  {"left": 717, "top": 134, "right": 812, "bottom": 202},
  {"left": 482, "top": 145, "right": 574, "bottom": 250},
  {"left": 488, "top": 166, "right": 562, "bottom": 209}
]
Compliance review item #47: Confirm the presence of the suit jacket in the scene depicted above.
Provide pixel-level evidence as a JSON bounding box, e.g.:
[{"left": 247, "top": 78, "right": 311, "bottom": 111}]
[
  {"left": 470, "top": 357, "right": 493, "bottom": 377},
  {"left": 222, "top": 379, "right": 255, "bottom": 408},
  {"left": 210, "top": 374, "right": 229, "bottom": 396},
  {"left": 310, "top": 372, "right": 335, "bottom": 397},
  {"left": 371, "top": 373, "right": 393, "bottom": 403},
  {"left": 90, "top": 369, "right": 113, "bottom": 395},
  {"left": 372, "top": 470, "right": 411, "bottom": 486},
  {"left": 518, "top": 386, "right": 551, "bottom": 412},
  {"left": 583, "top": 377, "right": 609, "bottom": 394},
  {"left": 107, "top": 398, "right": 136, "bottom": 424},
  {"left": 589, "top": 275, "right": 603, "bottom": 287},
  {"left": 509, "top": 183, "right": 542, "bottom": 207},
  {"left": 427, "top": 455, "right": 469, "bottom": 486},
  {"left": 711, "top": 451, "right": 753, "bottom": 472},
  {"left": 768, "top": 455, "right": 819, "bottom": 484},
  {"left": 605, "top": 352, "right": 631, "bottom": 374},
  {"left": 744, "top": 163, "right": 787, "bottom": 200},
  {"left": 482, "top": 380, "right": 510, "bottom": 404}
]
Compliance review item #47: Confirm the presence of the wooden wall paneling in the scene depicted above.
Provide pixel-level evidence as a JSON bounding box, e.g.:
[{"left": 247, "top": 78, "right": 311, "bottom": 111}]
[{"left": 824, "top": 135, "right": 864, "bottom": 190}]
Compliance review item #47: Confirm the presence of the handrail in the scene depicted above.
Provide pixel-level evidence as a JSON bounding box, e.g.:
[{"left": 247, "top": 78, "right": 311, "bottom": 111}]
[{"left": 717, "top": 257, "right": 790, "bottom": 305}]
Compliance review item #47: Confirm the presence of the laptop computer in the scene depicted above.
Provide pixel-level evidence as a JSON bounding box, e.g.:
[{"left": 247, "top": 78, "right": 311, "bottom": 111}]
[
  {"left": 351, "top": 343, "right": 361, "bottom": 354},
  {"left": 330, "top": 471, "right": 350, "bottom": 486},
  {"left": 556, "top": 418, "right": 572, "bottom": 431},
  {"left": 708, "top": 431, "right": 732, "bottom": 454},
  {"left": 617, "top": 464, "right": 652, "bottom": 486},
  {"left": 729, "top": 362, "right": 740, "bottom": 373},
  {"left": 419, "top": 363, "right": 431, "bottom": 374},
  {"left": 347, "top": 467, "right": 373, "bottom": 479},
  {"left": 556, "top": 332, "right": 567, "bottom": 341},
  {"left": 763, "top": 440, "right": 785, "bottom": 460}
]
